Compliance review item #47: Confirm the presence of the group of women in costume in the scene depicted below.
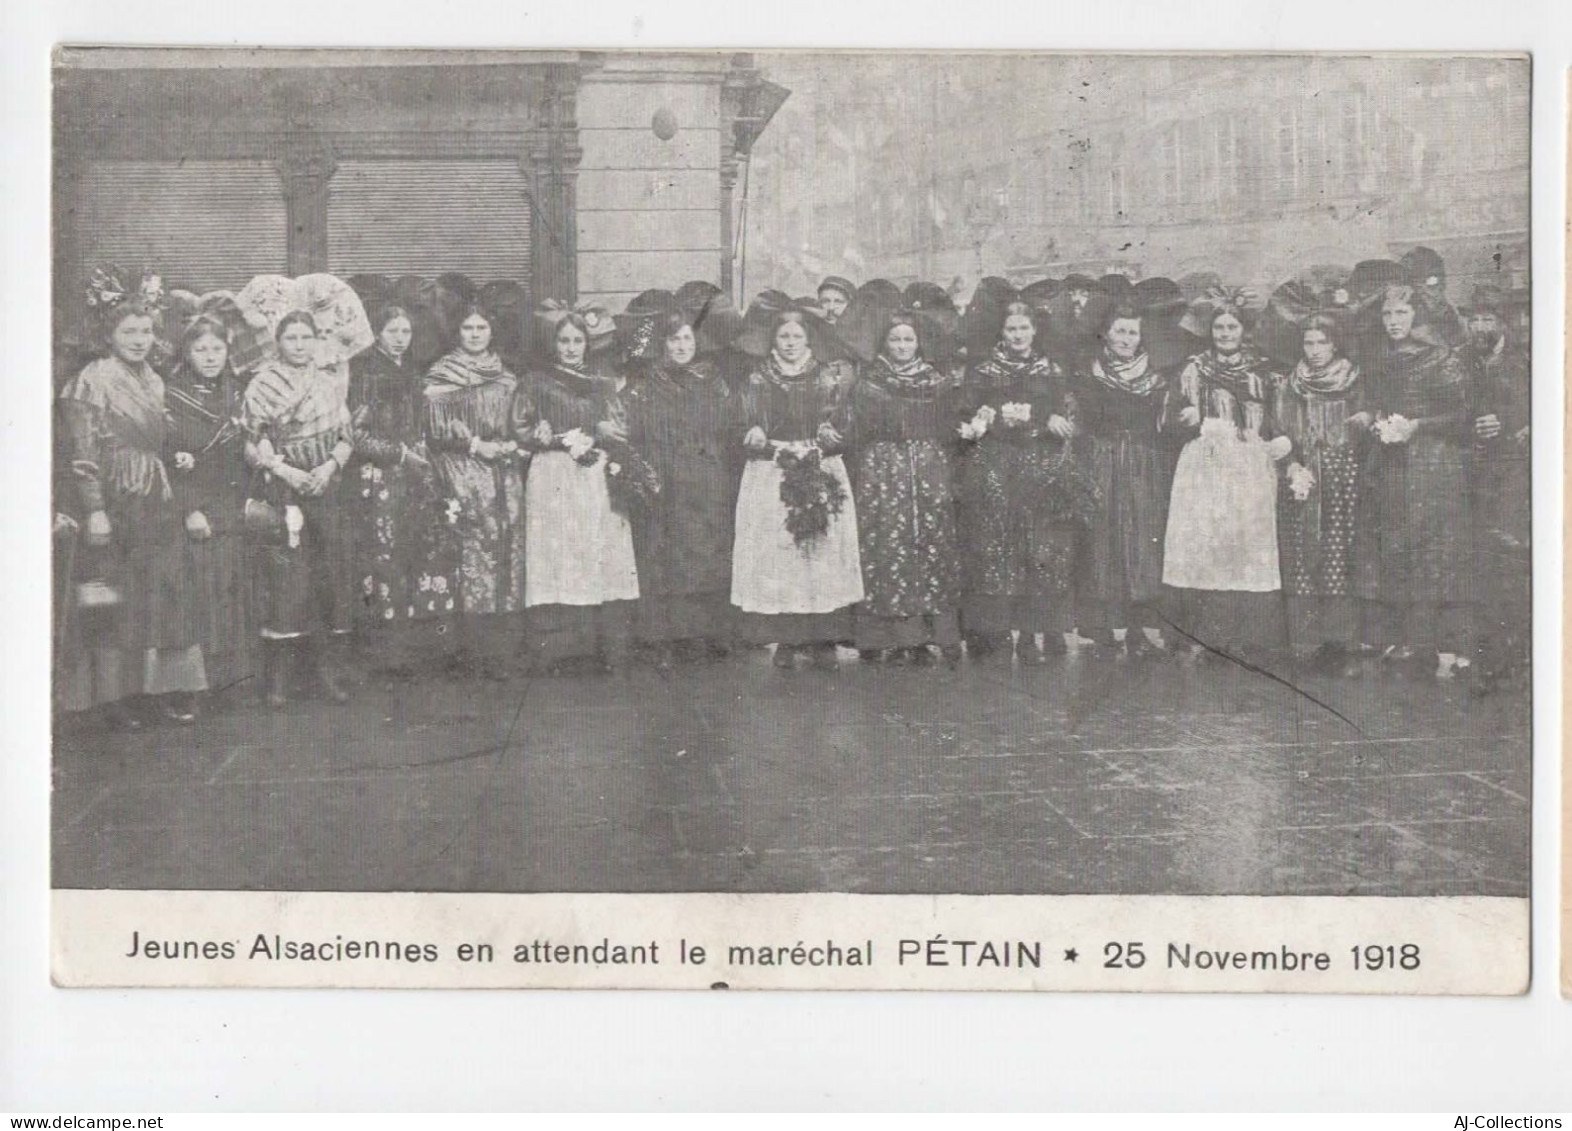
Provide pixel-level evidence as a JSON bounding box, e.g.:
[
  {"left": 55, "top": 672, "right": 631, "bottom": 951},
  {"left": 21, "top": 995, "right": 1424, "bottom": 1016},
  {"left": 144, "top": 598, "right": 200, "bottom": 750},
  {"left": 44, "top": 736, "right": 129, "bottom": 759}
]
[{"left": 54, "top": 252, "right": 1529, "bottom": 728}]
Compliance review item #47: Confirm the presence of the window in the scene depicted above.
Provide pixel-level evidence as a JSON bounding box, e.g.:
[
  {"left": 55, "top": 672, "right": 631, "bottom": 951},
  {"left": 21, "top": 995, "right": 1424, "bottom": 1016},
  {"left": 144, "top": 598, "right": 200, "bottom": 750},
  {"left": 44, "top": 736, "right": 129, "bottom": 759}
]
[
  {"left": 1337, "top": 96, "right": 1365, "bottom": 195},
  {"left": 1275, "top": 105, "right": 1300, "bottom": 200},
  {"left": 327, "top": 159, "right": 532, "bottom": 283},
  {"left": 1215, "top": 115, "right": 1240, "bottom": 205},
  {"left": 68, "top": 159, "right": 288, "bottom": 294},
  {"left": 1159, "top": 126, "right": 1183, "bottom": 206}
]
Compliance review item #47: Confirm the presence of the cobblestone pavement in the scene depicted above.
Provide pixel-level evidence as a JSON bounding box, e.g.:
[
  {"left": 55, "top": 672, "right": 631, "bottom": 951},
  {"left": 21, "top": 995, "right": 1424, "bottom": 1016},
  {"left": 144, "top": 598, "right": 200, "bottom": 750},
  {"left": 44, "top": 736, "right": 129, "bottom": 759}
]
[{"left": 52, "top": 642, "right": 1530, "bottom": 896}]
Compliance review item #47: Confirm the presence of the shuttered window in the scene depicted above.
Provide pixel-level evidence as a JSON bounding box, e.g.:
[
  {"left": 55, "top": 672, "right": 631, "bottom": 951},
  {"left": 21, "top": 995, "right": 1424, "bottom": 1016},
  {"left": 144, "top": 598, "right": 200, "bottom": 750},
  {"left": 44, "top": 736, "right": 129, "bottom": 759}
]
[
  {"left": 68, "top": 160, "right": 288, "bottom": 293},
  {"left": 327, "top": 159, "right": 532, "bottom": 283}
]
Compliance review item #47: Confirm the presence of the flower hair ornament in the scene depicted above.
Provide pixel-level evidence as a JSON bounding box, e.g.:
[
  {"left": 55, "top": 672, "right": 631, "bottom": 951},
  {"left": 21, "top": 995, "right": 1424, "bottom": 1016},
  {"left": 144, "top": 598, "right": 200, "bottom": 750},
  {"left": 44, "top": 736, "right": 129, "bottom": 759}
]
[
  {"left": 1179, "top": 285, "right": 1266, "bottom": 339},
  {"left": 84, "top": 265, "right": 167, "bottom": 319},
  {"left": 533, "top": 298, "right": 617, "bottom": 352}
]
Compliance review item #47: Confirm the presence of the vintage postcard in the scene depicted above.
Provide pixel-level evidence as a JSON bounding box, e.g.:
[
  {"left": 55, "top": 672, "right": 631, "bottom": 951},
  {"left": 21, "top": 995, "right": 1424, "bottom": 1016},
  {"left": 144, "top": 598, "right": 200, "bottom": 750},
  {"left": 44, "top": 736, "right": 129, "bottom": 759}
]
[{"left": 49, "top": 47, "right": 1532, "bottom": 992}]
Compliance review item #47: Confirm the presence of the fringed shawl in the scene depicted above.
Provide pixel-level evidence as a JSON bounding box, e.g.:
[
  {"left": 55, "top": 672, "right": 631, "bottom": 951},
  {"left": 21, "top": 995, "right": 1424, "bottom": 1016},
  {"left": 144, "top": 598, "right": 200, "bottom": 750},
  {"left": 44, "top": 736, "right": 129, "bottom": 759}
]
[
  {"left": 423, "top": 349, "right": 518, "bottom": 442},
  {"left": 58, "top": 356, "right": 171, "bottom": 508}
]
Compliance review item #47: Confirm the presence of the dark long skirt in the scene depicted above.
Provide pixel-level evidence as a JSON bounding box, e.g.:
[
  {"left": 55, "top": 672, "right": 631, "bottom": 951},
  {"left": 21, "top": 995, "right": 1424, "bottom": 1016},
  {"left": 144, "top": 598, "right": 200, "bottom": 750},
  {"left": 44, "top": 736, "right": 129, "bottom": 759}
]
[
  {"left": 854, "top": 610, "right": 961, "bottom": 650},
  {"left": 733, "top": 608, "right": 854, "bottom": 647},
  {"left": 58, "top": 491, "right": 207, "bottom": 709},
  {"left": 1360, "top": 599, "right": 1473, "bottom": 654},
  {"left": 182, "top": 529, "right": 256, "bottom": 692},
  {"left": 1164, "top": 587, "right": 1287, "bottom": 655},
  {"left": 1078, "top": 431, "right": 1167, "bottom": 634},
  {"left": 1354, "top": 435, "right": 1474, "bottom": 648},
  {"left": 636, "top": 591, "right": 732, "bottom": 644},
  {"left": 253, "top": 491, "right": 354, "bottom": 639},
  {"left": 525, "top": 601, "right": 634, "bottom": 667}
]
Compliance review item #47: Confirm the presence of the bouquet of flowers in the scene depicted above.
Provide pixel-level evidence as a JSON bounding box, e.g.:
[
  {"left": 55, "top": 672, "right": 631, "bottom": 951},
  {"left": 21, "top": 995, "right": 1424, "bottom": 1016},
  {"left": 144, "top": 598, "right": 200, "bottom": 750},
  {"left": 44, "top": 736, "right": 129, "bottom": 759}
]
[
  {"left": 598, "top": 434, "right": 662, "bottom": 517},
  {"left": 957, "top": 403, "right": 997, "bottom": 442},
  {"left": 1373, "top": 414, "right": 1415, "bottom": 444},
  {"left": 776, "top": 442, "right": 848, "bottom": 550},
  {"left": 1286, "top": 462, "right": 1316, "bottom": 501},
  {"left": 1018, "top": 449, "right": 1103, "bottom": 529},
  {"left": 999, "top": 401, "right": 1032, "bottom": 427},
  {"left": 558, "top": 427, "right": 599, "bottom": 465}
]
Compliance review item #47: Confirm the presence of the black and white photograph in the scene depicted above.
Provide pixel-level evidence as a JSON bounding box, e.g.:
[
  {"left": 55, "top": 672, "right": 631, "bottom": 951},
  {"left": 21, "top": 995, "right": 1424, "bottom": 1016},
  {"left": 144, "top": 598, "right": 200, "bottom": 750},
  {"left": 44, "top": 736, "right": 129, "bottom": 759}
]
[{"left": 45, "top": 46, "right": 1532, "bottom": 991}]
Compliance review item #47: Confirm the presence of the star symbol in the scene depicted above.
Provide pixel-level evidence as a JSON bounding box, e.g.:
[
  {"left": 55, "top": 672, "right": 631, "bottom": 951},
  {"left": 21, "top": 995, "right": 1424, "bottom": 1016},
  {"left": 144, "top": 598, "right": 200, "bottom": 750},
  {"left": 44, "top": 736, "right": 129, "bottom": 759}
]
[{"left": 1063, "top": 948, "right": 1079, "bottom": 963}]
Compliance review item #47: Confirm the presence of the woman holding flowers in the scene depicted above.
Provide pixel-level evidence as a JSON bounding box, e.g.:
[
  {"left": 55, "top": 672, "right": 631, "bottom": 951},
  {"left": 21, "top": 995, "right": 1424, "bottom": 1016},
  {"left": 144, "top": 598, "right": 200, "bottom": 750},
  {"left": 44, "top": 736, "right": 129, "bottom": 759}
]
[
  {"left": 956, "top": 299, "right": 1080, "bottom": 661},
  {"left": 515, "top": 306, "right": 641, "bottom": 674},
  {"left": 730, "top": 307, "right": 862, "bottom": 671},
  {"left": 1352, "top": 284, "right": 1475, "bottom": 675},
  {"left": 423, "top": 303, "right": 525, "bottom": 679},
  {"left": 1274, "top": 313, "right": 1366, "bottom": 673}
]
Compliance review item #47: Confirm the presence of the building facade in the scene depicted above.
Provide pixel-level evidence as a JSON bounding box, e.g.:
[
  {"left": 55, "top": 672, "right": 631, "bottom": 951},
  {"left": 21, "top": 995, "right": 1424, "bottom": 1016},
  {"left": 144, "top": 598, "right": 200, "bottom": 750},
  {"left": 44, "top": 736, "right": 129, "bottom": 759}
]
[
  {"left": 744, "top": 54, "right": 1529, "bottom": 306},
  {"left": 53, "top": 48, "right": 785, "bottom": 328}
]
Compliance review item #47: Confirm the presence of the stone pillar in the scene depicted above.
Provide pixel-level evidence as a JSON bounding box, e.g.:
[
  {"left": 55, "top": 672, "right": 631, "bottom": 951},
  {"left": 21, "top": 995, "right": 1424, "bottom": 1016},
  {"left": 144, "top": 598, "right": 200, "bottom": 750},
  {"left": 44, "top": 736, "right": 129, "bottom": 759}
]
[
  {"left": 524, "top": 63, "right": 584, "bottom": 304},
  {"left": 273, "top": 141, "right": 337, "bottom": 275}
]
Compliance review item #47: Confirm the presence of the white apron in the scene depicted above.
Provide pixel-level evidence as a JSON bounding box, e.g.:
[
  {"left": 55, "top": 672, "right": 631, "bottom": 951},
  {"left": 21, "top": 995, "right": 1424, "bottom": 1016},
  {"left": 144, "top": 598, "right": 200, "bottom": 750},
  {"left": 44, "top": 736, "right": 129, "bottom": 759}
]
[
  {"left": 524, "top": 450, "right": 640, "bottom": 607},
  {"left": 1163, "top": 418, "right": 1281, "bottom": 592},
  {"left": 730, "top": 454, "right": 864, "bottom": 614}
]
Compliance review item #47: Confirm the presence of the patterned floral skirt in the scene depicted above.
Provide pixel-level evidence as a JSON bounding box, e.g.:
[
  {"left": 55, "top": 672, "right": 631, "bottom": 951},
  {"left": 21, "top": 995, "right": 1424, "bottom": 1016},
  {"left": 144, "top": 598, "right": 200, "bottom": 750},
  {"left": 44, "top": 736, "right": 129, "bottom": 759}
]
[
  {"left": 351, "top": 457, "right": 462, "bottom": 667},
  {"left": 1279, "top": 445, "right": 1359, "bottom": 649},
  {"left": 851, "top": 440, "right": 960, "bottom": 620},
  {"left": 433, "top": 453, "right": 527, "bottom": 616}
]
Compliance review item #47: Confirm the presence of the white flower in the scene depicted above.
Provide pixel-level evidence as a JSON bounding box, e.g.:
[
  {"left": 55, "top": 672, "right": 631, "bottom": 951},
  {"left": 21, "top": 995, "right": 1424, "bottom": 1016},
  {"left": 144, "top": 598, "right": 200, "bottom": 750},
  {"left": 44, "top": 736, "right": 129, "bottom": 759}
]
[
  {"left": 1000, "top": 402, "right": 1032, "bottom": 426},
  {"left": 608, "top": 462, "right": 622, "bottom": 476},
  {"left": 377, "top": 489, "right": 390, "bottom": 501},
  {"left": 362, "top": 488, "right": 372, "bottom": 498},
  {"left": 958, "top": 422, "right": 980, "bottom": 441},
  {"left": 418, "top": 575, "right": 432, "bottom": 592},
  {"left": 383, "top": 608, "right": 394, "bottom": 620},
  {"left": 975, "top": 404, "right": 997, "bottom": 425},
  {"left": 361, "top": 464, "right": 375, "bottom": 480},
  {"left": 432, "top": 576, "right": 448, "bottom": 594},
  {"left": 445, "top": 598, "right": 455, "bottom": 610},
  {"left": 378, "top": 582, "right": 390, "bottom": 598}
]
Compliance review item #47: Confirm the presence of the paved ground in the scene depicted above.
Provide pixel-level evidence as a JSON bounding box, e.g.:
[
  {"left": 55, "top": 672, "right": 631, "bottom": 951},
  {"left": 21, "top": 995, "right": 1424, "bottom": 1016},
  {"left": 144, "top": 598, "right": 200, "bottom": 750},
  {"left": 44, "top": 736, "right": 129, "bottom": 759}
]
[{"left": 52, "top": 641, "right": 1530, "bottom": 896}]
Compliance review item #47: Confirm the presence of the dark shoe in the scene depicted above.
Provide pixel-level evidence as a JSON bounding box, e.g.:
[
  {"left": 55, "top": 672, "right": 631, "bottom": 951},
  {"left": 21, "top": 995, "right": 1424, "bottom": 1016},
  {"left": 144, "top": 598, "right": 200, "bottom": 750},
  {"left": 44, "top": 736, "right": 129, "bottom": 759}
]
[
  {"left": 940, "top": 644, "right": 963, "bottom": 669},
  {"left": 160, "top": 693, "right": 198, "bottom": 725},
  {"left": 964, "top": 632, "right": 1006, "bottom": 658},
  {"left": 858, "top": 648, "right": 883, "bottom": 664},
  {"left": 104, "top": 701, "right": 144, "bottom": 732},
  {"left": 772, "top": 644, "right": 797, "bottom": 669},
  {"left": 1126, "top": 631, "right": 1159, "bottom": 658},
  {"left": 908, "top": 645, "right": 935, "bottom": 667},
  {"left": 809, "top": 643, "right": 839, "bottom": 671},
  {"left": 1042, "top": 632, "right": 1069, "bottom": 656},
  {"left": 703, "top": 638, "right": 733, "bottom": 662}
]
